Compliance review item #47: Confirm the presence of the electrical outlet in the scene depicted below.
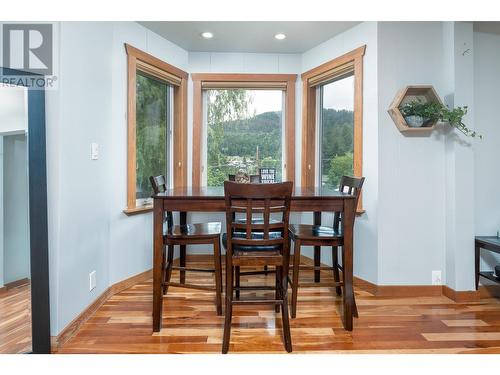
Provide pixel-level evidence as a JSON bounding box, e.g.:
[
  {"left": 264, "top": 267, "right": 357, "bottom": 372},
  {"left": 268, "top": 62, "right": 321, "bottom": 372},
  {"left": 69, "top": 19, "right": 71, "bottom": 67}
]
[
  {"left": 89, "top": 271, "right": 96, "bottom": 291},
  {"left": 432, "top": 270, "right": 442, "bottom": 285}
]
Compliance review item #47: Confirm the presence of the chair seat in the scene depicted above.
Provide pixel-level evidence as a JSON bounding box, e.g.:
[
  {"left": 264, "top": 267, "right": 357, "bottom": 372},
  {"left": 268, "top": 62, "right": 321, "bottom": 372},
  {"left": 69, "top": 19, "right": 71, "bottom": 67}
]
[
  {"left": 289, "top": 224, "right": 342, "bottom": 240},
  {"left": 222, "top": 231, "right": 282, "bottom": 252},
  {"left": 165, "top": 222, "right": 221, "bottom": 239}
]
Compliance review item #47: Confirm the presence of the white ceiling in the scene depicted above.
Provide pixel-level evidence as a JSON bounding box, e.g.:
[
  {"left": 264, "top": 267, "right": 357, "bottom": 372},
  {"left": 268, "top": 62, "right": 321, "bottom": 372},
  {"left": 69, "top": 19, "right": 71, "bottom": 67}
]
[{"left": 138, "top": 21, "right": 360, "bottom": 53}]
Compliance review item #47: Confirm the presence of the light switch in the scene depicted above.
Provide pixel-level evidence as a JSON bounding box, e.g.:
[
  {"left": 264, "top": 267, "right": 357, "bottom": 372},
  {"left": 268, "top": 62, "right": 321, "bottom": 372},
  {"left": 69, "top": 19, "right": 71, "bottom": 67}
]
[{"left": 91, "top": 142, "right": 99, "bottom": 160}]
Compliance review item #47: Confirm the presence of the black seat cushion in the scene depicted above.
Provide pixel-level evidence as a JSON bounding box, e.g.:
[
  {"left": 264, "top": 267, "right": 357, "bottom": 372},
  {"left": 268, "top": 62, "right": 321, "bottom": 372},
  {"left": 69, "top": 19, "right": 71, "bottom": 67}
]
[{"left": 222, "top": 231, "right": 282, "bottom": 252}]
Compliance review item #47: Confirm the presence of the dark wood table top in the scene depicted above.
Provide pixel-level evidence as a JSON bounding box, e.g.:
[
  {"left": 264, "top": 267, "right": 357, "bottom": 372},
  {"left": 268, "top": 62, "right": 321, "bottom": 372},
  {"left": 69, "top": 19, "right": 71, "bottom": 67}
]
[{"left": 153, "top": 186, "right": 355, "bottom": 200}]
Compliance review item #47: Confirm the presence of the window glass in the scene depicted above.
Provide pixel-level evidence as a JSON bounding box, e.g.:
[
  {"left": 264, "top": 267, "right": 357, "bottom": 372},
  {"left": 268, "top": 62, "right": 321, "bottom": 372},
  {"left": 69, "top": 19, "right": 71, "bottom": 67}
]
[
  {"left": 206, "top": 89, "right": 283, "bottom": 187},
  {"left": 136, "top": 72, "right": 170, "bottom": 200},
  {"left": 319, "top": 74, "right": 354, "bottom": 188}
]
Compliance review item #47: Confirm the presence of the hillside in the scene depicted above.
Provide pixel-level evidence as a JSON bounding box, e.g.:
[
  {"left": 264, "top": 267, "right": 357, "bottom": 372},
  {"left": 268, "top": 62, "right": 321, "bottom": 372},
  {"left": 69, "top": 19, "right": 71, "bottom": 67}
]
[{"left": 206, "top": 108, "right": 354, "bottom": 186}]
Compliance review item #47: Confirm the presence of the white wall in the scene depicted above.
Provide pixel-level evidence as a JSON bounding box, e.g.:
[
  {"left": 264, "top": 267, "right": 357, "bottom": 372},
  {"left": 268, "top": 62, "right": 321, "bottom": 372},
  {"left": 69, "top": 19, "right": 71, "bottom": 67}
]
[
  {"left": 3, "top": 134, "right": 30, "bottom": 284},
  {"left": 301, "top": 22, "right": 379, "bottom": 284},
  {"left": 474, "top": 31, "right": 500, "bottom": 271}
]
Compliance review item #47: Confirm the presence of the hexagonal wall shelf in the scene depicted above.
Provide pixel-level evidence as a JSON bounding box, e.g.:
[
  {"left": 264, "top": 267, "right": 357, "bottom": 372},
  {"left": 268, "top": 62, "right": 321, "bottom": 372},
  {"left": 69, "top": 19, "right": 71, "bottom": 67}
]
[{"left": 388, "top": 85, "right": 444, "bottom": 133}]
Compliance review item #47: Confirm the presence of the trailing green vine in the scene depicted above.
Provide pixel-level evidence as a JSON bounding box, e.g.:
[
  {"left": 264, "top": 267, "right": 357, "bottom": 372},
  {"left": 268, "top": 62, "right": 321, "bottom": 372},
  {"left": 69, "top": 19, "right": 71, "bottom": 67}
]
[{"left": 400, "top": 99, "right": 482, "bottom": 138}]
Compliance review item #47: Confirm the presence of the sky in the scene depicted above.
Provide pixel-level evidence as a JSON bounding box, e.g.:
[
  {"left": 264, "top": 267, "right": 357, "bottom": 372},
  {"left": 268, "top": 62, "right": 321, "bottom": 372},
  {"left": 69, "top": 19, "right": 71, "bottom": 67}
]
[
  {"left": 245, "top": 74, "right": 354, "bottom": 116},
  {"left": 322, "top": 75, "right": 354, "bottom": 111}
]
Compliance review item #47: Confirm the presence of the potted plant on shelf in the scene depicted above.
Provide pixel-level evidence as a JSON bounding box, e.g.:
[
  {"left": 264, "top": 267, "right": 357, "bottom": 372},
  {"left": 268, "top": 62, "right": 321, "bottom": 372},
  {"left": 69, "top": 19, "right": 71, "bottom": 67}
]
[{"left": 399, "top": 99, "right": 482, "bottom": 138}]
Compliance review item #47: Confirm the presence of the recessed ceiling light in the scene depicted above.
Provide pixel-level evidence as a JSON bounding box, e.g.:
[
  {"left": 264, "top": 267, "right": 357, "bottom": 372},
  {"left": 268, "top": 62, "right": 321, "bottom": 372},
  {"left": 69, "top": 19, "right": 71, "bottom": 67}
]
[
  {"left": 274, "top": 33, "right": 286, "bottom": 40},
  {"left": 201, "top": 32, "right": 214, "bottom": 39}
]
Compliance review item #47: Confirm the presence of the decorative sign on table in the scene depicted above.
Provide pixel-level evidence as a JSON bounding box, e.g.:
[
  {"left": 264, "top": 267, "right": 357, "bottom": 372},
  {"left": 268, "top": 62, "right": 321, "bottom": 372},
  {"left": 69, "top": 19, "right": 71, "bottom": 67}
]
[{"left": 259, "top": 168, "right": 276, "bottom": 184}]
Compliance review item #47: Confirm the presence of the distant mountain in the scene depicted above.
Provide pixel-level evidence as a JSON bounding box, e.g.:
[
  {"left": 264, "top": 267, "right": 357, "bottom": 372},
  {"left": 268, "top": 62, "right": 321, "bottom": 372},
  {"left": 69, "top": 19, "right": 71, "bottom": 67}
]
[
  {"left": 222, "top": 111, "right": 282, "bottom": 133},
  {"left": 215, "top": 111, "right": 281, "bottom": 158}
]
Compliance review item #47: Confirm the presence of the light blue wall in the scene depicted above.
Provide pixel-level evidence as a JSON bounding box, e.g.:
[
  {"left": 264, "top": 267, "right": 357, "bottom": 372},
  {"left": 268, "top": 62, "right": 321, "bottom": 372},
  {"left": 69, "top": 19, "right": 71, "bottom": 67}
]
[
  {"left": 300, "top": 22, "right": 379, "bottom": 284},
  {"left": 377, "top": 22, "right": 448, "bottom": 286},
  {"left": 474, "top": 31, "right": 500, "bottom": 272},
  {"left": 45, "top": 21, "right": 190, "bottom": 335},
  {"left": 43, "top": 21, "right": 498, "bottom": 336},
  {"left": 0, "top": 136, "right": 3, "bottom": 287},
  {"left": 0, "top": 84, "right": 29, "bottom": 288},
  {"left": 3, "top": 134, "right": 30, "bottom": 284},
  {"left": 443, "top": 22, "right": 476, "bottom": 291}
]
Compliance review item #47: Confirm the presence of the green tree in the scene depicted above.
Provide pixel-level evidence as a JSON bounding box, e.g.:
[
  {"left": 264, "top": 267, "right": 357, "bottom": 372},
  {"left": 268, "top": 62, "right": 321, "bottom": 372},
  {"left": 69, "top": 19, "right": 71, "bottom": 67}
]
[
  {"left": 321, "top": 109, "right": 354, "bottom": 177},
  {"left": 207, "top": 89, "right": 249, "bottom": 166},
  {"left": 327, "top": 152, "right": 353, "bottom": 188},
  {"left": 136, "top": 73, "right": 168, "bottom": 199},
  {"left": 207, "top": 166, "right": 228, "bottom": 187}
]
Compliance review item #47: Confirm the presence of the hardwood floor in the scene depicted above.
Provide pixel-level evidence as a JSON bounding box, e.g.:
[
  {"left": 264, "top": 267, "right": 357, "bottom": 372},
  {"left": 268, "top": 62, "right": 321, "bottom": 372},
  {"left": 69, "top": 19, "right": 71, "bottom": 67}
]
[
  {"left": 58, "top": 257, "right": 500, "bottom": 354},
  {"left": 0, "top": 280, "right": 32, "bottom": 354}
]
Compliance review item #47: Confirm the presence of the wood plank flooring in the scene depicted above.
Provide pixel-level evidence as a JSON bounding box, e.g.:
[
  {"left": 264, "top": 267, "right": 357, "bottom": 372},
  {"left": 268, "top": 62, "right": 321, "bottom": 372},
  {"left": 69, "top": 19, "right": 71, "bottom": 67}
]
[
  {"left": 58, "top": 258, "right": 500, "bottom": 354},
  {"left": 0, "top": 281, "right": 32, "bottom": 353}
]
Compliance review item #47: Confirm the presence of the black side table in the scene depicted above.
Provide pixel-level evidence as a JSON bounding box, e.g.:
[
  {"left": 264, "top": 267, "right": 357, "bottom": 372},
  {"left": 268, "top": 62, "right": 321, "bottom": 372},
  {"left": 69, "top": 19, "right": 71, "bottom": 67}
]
[{"left": 475, "top": 236, "right": 500, "bottom": 290}]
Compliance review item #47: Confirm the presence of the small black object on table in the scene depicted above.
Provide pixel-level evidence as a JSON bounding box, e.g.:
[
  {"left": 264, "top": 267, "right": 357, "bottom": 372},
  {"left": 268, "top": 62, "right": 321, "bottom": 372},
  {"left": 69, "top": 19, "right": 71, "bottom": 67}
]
[{"left": 475, "top": 236, "right": 500, "bottom": 290}]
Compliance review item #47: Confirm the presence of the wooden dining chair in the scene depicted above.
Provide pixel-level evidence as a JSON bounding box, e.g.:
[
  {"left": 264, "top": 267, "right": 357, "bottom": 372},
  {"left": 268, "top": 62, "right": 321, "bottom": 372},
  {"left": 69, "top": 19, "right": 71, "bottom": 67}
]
[
  {"left": 222, "top": 181, "right": 293, "bottom": 353},
  {"left": 227, "top": 174, "right": 275, "bottom": 296},
  {"left": 149, "top": 175, "right": 223, "bottom": 315},
  {"left": 288, "top": 176, "right": 365, "bottom": 319}
]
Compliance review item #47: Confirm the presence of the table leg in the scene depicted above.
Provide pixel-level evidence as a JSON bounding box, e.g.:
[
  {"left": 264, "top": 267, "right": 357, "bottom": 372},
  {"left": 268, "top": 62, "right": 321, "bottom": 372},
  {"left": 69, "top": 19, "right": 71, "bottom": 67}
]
[
  {"left": 475, "top": 243, "right": 480, "bottom": 290},
  {"left": 180, "top": 211, "right": 187, "bottom": 284},
  {"left": 153, "top": 198, "right": 164, "bottom": 332},
  {"left": 342, "top": 199, "right": 355, "bottom": 331},
  {"left": 314, "top": 211, "right": 321, "bottom": 283}
]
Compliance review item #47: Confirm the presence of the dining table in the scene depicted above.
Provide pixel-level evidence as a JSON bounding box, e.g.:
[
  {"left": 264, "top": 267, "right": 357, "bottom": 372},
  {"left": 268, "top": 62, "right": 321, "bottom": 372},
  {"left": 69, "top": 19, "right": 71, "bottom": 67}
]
[{"left": 152, "top": 186, "right": 357, "bottom": 333}]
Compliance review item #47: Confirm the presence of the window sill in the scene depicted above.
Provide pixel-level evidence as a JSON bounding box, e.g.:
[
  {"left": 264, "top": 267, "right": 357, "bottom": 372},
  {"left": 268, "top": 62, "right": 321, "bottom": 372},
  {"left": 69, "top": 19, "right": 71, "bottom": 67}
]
[
  {"left": 356, "top": 209, "right": 366, "bottom": 216},
  {"left": 123, "top": 205, "right": 153, "bottom": 216}
]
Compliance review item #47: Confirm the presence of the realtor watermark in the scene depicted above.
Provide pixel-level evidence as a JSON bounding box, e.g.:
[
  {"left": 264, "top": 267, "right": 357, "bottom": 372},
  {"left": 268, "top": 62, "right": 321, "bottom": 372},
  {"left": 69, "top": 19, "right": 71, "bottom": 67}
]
[{"left": 1, "top": 23, "right": 58, "bottom": 89}]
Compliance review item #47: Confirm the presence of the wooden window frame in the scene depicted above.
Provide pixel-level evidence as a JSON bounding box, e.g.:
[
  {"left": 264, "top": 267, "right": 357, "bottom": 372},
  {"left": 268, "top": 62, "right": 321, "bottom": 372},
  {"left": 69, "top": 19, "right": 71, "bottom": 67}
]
[
  {"left": 301, "top": 45, "right": 365, "bottom": 212},
  {"left": 124, "top": 44, "right": 188, "bottom": 215},
  {"left": 191, "top": 73, "right": 297, "bottom": 188}
]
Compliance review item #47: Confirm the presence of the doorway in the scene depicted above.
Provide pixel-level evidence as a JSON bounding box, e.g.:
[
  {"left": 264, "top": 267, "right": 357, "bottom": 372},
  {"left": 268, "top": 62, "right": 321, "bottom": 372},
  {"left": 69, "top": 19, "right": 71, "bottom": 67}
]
[{"left": 0, "top": 68, "right": 50, "bottom": 354}]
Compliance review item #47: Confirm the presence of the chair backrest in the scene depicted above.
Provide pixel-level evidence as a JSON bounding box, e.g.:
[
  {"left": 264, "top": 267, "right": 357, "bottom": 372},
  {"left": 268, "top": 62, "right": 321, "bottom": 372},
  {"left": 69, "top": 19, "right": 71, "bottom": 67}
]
[
  {"left": 224, "top": 181, "right": 293, "bottom": 253},
  {"left": 149, "top": 175, "right": 172, "bottom": 227},
  {"left": 333, "top": 175, "right": 365, "bottom": 231},
  {"left": 149, "top": 175, "right": 167, "bottom": 194}
]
